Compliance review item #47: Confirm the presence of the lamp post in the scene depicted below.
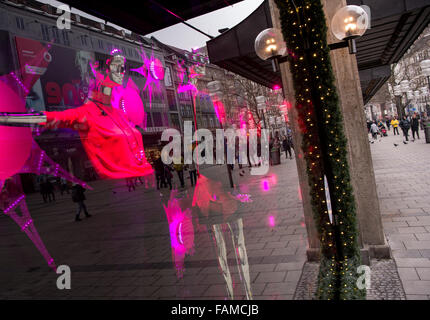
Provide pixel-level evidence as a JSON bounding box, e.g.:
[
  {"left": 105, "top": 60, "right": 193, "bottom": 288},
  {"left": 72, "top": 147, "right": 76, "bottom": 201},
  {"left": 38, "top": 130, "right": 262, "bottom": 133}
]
[{"left": 256, "top": 4, "right": 370, "bottom": 299}]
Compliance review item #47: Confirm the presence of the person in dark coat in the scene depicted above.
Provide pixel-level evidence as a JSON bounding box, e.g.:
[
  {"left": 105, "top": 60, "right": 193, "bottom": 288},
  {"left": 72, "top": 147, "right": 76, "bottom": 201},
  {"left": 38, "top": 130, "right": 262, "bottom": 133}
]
[
  {"left": 164, "top": 164, "right": 173, "bottom": 190},
  {"left": 151, "top": 152, "right": 166, "bottom": 189},
  {"left": 399, "top": 116, "right": 411, "bottom": 141},
  {"left": 71, "top": 184, "right": 91, "bottom": 221},
  {"left": 411, "top": 113, "right": 420, "bottom": 140},
  {"left": 45, "top": 179, "right": 55, "bottom": 202},
  {"left": 40, "top": 178, "right": 48, "bottom": 203}
]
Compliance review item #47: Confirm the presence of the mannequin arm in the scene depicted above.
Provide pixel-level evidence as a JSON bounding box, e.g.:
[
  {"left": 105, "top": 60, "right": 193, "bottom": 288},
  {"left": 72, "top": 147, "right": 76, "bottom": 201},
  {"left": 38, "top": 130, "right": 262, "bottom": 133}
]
[{"left": 0, "top": 112, "right": 46, "bottom": 126}]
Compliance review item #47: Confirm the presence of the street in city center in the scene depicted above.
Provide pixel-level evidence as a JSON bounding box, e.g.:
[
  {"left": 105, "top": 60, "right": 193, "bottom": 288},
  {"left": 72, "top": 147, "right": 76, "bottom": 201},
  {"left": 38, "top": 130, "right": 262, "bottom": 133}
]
[
  {"left": 0, "top": 0, "right": 430, "bottom": 306},
  {"left": 0, "top": 131, "right": 429, "bottom": 299}
]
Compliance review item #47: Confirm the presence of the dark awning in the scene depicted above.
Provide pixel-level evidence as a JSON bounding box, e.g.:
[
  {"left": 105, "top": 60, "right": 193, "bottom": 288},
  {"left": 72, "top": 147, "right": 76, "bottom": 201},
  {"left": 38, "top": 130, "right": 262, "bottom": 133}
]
[
  {"left": 207, "top": 0, "right": 430, "bottom": 104},
  {"left": 63, "top": 0, "right": 244, "bottom": 35}
]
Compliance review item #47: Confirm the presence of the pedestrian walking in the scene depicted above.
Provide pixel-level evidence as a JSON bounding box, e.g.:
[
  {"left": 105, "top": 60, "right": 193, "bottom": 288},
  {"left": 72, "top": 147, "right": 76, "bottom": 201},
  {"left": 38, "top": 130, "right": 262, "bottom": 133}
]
[
  {"left": 400, "top": 116, "right": 411, "bottom": 141},
  {"left": 60, "top": 177, "right": 69, "bottom": 195},
  {"left": 411, "top": 113, "right": 420, "bottom": 140},
  {"left": 126, "top": 177, "right": 136, "bottom": 192},
  {"left": 391, "top": 116, "right": 400, "bottom": 135},
  {"left": 370, "top": 122, "right": 379, "bottom": 140},
  {"left": 39, "top": 177, "right": 48, "bottom": 203},
  {"left": 152, "top": 152, "right": 166, "bottom": 190},
  {"left": 164, "top": 164, "right": 173, "bottom": 190},
  {"left": 173, "top": 155, "right": 185, "bottom": 188},
  {"left": 282, "top": 133, "right": 293, "bottom": 159},
  {"left": 46, "top": 179, "right": 55, "bottom": 202},
  {"left": 71, "top": 184, "right": 91, "bottom": 222},
  {"left": 187, "top": 161, "right": 198, "bottom": 186}
]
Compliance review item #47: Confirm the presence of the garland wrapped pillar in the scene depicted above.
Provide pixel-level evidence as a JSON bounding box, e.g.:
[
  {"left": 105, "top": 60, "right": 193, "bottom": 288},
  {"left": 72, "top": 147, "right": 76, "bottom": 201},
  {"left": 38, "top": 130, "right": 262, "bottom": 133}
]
[{"left": 274, "top": 0, "right": 365, "bottom": 300}]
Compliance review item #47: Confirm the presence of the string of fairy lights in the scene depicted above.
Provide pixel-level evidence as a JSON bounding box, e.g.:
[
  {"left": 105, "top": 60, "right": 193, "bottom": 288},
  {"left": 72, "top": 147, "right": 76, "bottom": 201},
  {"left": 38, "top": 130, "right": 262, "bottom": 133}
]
[{"left": 274, "top": 0, "right": 365, "bottom": 300}]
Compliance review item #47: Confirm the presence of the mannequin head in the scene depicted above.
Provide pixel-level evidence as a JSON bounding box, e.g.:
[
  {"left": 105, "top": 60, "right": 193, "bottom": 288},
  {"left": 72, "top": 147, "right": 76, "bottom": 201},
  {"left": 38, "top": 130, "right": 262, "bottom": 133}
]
[{"left": 108, "top": 54, "right": 126, "bottom": 85}]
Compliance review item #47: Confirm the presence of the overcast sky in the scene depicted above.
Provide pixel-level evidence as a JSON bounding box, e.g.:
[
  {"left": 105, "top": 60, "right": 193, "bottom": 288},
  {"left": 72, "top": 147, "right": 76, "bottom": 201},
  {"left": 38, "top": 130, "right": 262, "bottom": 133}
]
[
  {"left": 146, "top": 0, "right": 264, "bottom": 50},
  {"left": 38, "top": 0, "right": 264, "bottom": 51}
]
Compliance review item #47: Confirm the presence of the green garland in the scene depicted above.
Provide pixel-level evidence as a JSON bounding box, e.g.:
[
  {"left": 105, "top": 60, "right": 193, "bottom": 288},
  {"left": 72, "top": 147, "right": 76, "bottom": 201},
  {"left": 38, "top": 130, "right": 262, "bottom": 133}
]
[{"left": 274, "top": 0, "right": 365, "bottom": 299}]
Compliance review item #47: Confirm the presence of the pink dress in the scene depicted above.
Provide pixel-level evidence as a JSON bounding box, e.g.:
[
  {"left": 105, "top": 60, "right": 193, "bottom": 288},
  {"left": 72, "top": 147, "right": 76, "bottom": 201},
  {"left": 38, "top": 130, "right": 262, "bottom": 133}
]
[{"left": 43, "top": 99, "right": 153, "bottom": 179}]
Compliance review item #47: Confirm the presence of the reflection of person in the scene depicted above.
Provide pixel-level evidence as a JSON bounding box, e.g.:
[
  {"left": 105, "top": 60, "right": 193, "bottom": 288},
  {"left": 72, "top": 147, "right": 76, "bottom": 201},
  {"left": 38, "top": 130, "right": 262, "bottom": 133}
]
[
  {"left": 0, "top": 50, "right": 153, "bottom": 179},
  {"left": 75, "top": 51, "right": 94, "bottom": 88},
  {"left": 45, "top": 179, "right": 55, "bottom": 202},
  {"left": 187, "top": 161, "right": 197, "bottom": 186},
  {"left": 60, "top": 177, "right": 69, "bottom": 195},
  {"left": 173, "top": 155, "right": 185, "bottom": 188},
  {"left": 71, "top": 184, "right": 91, "bottom": 222}
]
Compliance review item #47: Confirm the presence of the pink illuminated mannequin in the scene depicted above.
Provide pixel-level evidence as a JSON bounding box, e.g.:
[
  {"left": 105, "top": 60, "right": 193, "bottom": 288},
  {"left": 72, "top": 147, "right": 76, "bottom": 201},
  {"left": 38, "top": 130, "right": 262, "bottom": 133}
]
[
  {"left": 0, "top": 50, "right": 153, "bottom": 179},
  {"left": 0, "top": 49, "right": 152, "bottom": 269}
]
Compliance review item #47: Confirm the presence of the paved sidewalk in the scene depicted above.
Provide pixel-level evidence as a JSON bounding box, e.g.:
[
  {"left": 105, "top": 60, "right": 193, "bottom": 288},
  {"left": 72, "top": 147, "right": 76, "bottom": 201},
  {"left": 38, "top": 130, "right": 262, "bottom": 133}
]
[
  {"left": 0, "top": 153, "right": 307, "bottom": 299},
  {"left": 370, "top": 130, "right": 430, "bottom": 299}
]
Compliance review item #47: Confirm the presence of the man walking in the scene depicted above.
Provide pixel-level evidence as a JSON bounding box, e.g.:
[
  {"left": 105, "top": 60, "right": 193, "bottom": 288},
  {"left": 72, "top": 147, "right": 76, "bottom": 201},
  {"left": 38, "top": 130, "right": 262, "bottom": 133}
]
[
  {"left": 411, "top": 113, "right": 420, "bottom": 140},
  {"left": 400, "top": 115, "right": 411, "bottom": 141},
  {"left": 71, "top": 184, "right": 91, "bottom": 222}
]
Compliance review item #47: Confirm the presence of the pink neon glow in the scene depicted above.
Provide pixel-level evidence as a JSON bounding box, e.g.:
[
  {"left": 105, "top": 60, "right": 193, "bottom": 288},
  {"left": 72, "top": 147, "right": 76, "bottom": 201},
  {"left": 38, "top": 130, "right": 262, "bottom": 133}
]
[
  {"left": 150, "top": 58, "right": 165, "bottom": 80},
  {"left": 192, "top": 175, "right": 238, "bottom": 218},
  {"left": 273, "top": 85, "right": 281, "bottom": 91},
  {"left": 177, "top": 83, "right": 198, "bottom": 94},
  {"left": 262, "top": 180, "right": 270, "bottom": 191},
  {"left": 1, "top": 176, "right": 56, "bottom": 270},
  {"left": 234, "top": 193, "right": 252, "bottom": 203},
  {"left": 130, "top": 48, "right": 163, "bottom": 109},
  {"left": 212, "top": 99, "right": 226, "bottom": 125},
  {"left": 176, "top": 62, "right": 202, "bottom": 95},
  {"left": 0, "top": 52, "right": 90, "bottom": 270},
  {"left": 111, "top": 78, "right": 146, "bottom": 128},
  {"left": 268, "top": 215, "right": 276, "bottom": 227},
  {"left": 110, "top": 48, "right": 122, "bottom": 56},
  {"left": 0, "top": 78, "right": 32, "bottom": 180},
  {"left": 270, "top": 174, "right": 278, "bottom": 185},
  {"left": 163, "top": 190, "right": 195, "bottom": 278}
]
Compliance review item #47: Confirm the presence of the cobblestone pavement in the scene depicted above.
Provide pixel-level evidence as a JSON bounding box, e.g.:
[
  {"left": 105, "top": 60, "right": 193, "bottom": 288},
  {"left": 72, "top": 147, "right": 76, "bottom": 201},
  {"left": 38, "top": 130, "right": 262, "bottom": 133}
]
[
  {"left": 294, "top": 260, "right": 406, "bottom": 300},
  {"left": 1, "top": 128, "right": 428, "bottom": 300},
  {"left": 370, "top": 130, "right": 430, "bottom": 300},
  {"left": 0, "top": 154, "right": 307, "bottom": 299}
]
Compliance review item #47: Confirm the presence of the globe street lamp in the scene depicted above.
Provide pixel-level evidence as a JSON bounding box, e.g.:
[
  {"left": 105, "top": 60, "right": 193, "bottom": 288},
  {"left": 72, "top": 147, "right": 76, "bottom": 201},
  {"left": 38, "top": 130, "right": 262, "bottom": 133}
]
[
  {"left": 254, "top": 28, "right": 287, "bottom": 72},
  {"left": 330, "top": 5, "right": 370, "bottom": 54}
]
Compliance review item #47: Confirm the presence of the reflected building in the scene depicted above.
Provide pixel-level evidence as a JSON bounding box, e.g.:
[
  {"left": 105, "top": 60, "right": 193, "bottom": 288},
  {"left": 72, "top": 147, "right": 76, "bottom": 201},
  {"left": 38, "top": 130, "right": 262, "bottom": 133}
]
[{"left": 0, "top": 0, "right": 171, "bottom": 185}]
